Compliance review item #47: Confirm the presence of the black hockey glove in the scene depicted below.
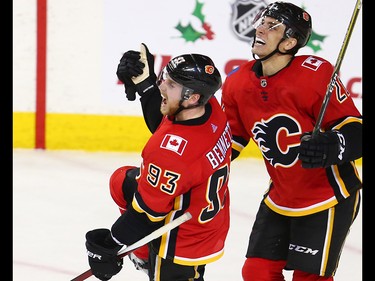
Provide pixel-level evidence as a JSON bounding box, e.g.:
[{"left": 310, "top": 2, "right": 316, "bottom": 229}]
[
  {"left": 86, "top": 229, "right": 123, "bottom": 281},
  {"left": 116, "top": 50, "right": 144, "bottom": 101},
  {"left": 131, "top": 43, "right": 158, "bottom": 96},
  {"left": 116, "top": 43, "right": 157, "bottom": 100},
  {"left": 298, "top": 130, "right": 346, "bottom": 168}
]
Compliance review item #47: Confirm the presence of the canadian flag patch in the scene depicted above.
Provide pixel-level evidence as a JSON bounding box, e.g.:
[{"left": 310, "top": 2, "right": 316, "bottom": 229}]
[
  {"left": 302, "top": 56, "right": 323, "bottom": 71},
  {"left": 160, "top": 134, "right": 188, "bottom": 155}
]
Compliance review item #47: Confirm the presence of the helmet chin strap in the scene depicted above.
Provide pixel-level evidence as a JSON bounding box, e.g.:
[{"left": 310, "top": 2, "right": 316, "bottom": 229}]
[
  {"left": 172, "top": 102, "right": 187, "bottom": 116},
  {"left": 252, "top": 48, "right": 278, "bottom": 61},
  {"left": 252, "top": 37, "right": 289, "bottom": 61},
  {"left": 171, "top": 87, "right": 200, "bottom": 117},
  {"left": 173, "top": 100, "right": 201, "bottom": 116}
]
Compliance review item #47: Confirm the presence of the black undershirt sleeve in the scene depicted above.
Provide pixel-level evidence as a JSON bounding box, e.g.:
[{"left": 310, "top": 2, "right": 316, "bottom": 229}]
[
  {"left": 337, "top": 120, "right": 362, "bottom": 162},
  {"left": 111, "top": 204, "right": 163, "bottom": 246},
  {"left": 139, "top": 87, "right": 163, "bottom": 134}
]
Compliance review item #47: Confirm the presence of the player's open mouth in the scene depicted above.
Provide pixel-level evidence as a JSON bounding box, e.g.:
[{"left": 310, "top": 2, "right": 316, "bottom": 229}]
[{"left": 254, "top": 38, "right": 266, "bottom": 45}]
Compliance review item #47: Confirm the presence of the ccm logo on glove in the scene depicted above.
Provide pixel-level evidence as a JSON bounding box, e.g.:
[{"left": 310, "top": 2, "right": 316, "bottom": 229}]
[
  {"left": 298, "top": 130, "right": 346, "bottom": 168},
  {"left": 337, "top": 132, "right": 345, "bottom": 160},
  {"left": 87, "top": 250, "right": 103, "bottom": 260}
]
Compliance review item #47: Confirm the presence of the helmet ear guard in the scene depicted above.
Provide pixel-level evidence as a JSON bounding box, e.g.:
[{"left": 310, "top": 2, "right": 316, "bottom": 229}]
[{"left": 181, "top": 86, "right": 195, "bottom": 101}]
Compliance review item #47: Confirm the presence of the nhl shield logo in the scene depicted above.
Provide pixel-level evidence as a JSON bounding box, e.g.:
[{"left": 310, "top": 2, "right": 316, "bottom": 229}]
[{"left": 230, "top": 0, "right": 268, "bottom": 43}]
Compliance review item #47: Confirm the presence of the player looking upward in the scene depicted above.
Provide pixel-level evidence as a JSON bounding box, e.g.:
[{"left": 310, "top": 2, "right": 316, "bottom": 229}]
[{"left": 220, "top": 2, "right": 362, "bottom": 280}]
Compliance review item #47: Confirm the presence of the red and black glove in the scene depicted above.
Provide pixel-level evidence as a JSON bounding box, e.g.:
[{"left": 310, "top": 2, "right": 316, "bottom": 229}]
[
  {"left": 298, "top": 130, "right": 346, "bottom": 168},
  {"left": 85, "top": 229, "right": 123, "bottom": 280}
]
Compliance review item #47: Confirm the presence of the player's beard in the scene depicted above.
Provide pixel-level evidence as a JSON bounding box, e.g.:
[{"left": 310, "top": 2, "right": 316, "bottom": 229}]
[{"left": 160, "top": 97, "right": 181, "bottom": 117}]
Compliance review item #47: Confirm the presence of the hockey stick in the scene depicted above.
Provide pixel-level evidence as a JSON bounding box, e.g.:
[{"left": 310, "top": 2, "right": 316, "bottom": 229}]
[
  {"left": 312, "top": 0, "right": 362, "bottom": 136},
  {"left": 71, "top": 212, "right": 192, "bottom": 281}
]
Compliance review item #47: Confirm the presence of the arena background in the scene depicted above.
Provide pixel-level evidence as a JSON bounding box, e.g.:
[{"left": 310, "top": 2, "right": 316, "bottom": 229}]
[{"left": 13, "top": 0, "right": 362, "bottom": 161}]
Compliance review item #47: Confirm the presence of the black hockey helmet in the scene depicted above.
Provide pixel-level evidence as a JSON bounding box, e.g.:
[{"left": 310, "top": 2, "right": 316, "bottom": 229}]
[
  {"left": 161, "top": 54, "right": 222, "bottom": 105},
  {"left": 253, "top": 1, "right": 312, "bottom": 48}
]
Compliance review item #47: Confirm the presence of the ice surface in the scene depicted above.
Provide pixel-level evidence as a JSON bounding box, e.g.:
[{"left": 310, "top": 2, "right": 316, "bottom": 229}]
[{"left": 13, "top": 149, "right": 362, "bottom": 280}]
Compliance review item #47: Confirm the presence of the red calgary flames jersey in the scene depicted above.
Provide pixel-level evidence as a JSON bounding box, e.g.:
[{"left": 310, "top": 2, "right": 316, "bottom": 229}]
[
  {"left": 133, "top": 97, "right": 232, "bottom": 266},
  {"left": 221, "top": 55, "right": 362, "bottom": 216}
]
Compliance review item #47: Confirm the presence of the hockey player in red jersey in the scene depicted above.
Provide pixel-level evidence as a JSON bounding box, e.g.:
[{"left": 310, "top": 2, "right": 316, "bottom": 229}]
[
  {"left": 84, "top": 45, "right": 232, "bottom": 281},
  {"left": 220, "top": 2, "right": 362, "bottom": 281}
]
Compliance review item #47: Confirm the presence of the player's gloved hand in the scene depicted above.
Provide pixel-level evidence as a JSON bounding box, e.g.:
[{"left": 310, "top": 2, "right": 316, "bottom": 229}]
[
  {"left": 298, "top": 130, "right": 346, "bottom": 168},
  {"left": 116, "top": 43, "right": 157, "bottom": 100},
  {"left": 86, "top": 229, "right": 123, "bottom": 280},
  {"left": 131, "top": 43, "right": 158, "bottom": 96},
  {"left": 116, "top": 50, "right": 144, "bottom": 101}
]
